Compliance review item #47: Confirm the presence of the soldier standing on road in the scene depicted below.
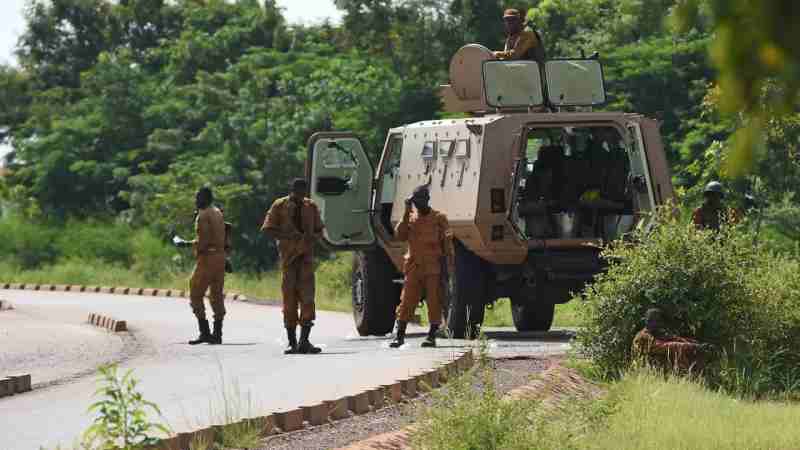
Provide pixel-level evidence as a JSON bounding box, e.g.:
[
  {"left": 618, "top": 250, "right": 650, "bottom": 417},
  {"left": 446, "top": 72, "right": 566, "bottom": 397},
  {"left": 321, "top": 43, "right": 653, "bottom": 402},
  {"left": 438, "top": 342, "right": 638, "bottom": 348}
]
[
  {"left": 493, "top": 9, "right": 545, "bottom": 62},
  {"left": 262, "top": 178, "right": 325, "bottom": 355},
  {"left": 390, "top": 185, "right": 454, "bottom": 349},
  {"left": 632, "top": 308, "right": 710, "bottom": 372},
  {"left": 692, "top": 181, "right": 737, "bottom": 231},
  {"left": 176, "top": 187, "right": 227, "bottom": 345}
]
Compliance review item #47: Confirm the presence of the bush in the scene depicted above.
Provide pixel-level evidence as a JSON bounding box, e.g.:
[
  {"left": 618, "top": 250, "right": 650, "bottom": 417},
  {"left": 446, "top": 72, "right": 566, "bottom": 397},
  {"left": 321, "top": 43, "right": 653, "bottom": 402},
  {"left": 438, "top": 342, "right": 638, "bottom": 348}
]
[
  {"left": 130, "top": 228, "right": 180, "bottom": 281},
  {"left": 0, "top": 215, "right": 58, "bottom": 268},
  {"left": 576, "top": 208, "right": 800, "bottom": 397},
  {"left": 55, "top": 220, "right": 134, "bottom": 266}
]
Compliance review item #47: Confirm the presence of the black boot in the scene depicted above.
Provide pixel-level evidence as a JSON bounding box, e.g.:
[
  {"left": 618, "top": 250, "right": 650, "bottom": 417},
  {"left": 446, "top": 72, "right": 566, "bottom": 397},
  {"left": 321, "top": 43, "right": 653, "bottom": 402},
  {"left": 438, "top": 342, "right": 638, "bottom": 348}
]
[
  {"left": 189, "top": 318, "right": 212, "bottom": 345},
  {"left": 209, "top": 319, "right": 223, "bottom": 345},
  {"left": 284, "top": 327, "right": 298, "bottom": 355},
  {"left": 390, "top": 321, "right": 407, "bottom": 348},
  {"left": 421, "top": 324, "right": 439, "bottom": 348},
  {"left": 298, "top": 325, "right": 322, "bottom": 354}
]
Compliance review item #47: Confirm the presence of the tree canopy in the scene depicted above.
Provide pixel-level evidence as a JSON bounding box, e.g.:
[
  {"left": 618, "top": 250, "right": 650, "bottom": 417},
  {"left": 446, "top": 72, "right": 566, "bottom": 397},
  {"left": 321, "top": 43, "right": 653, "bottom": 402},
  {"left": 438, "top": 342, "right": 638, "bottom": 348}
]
[{"left": 0, "top": 0, "right": 798, "bottom": 269}]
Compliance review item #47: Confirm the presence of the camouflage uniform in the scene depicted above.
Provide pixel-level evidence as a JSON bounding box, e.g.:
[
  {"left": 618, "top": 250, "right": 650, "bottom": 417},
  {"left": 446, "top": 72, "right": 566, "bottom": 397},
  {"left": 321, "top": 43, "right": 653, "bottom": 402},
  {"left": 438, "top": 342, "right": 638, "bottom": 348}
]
[
  {"left": 190, "top": 206, "right": 227, "bottom": 321},
  {"left": 261, "top": 196, "right": 324, "bottom": 328},
  {"left": 632, "top": 328, "right": 705, "bottom": 372},
  {"left": 395, "top": 209, "right": 454, "bottom": 325},
  {"left": 494, "top": 30, "right": 542, "bottom": 61}
]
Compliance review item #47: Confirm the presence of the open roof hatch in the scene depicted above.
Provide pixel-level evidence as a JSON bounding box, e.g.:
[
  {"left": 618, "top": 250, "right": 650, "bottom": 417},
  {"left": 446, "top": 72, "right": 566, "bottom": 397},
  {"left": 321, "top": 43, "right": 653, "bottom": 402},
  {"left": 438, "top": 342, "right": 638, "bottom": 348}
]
[{"left": 438, "top": 45, "right": 607, "bottom": 113}]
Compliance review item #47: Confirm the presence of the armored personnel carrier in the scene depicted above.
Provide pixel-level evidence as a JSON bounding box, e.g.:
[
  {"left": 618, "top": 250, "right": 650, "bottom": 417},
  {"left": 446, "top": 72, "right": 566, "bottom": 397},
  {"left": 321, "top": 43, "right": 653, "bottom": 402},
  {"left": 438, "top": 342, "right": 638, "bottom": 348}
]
[{"left": 305, "top": 45, "right": 674, "bottom": 338}]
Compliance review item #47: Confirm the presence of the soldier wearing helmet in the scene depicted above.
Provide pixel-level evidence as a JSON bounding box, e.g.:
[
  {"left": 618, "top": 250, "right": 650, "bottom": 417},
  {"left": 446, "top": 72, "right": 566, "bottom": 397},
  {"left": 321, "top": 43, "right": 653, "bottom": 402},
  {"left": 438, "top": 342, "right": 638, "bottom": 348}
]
[
  {"left": 390, "top": 185, "right": 455, "bottom": 349},
  {"left": 692, "top": 181, "right": 731, "bottom": 231},
  {"left": 493, "top": 9, "right": 546, "bottom": 63}
]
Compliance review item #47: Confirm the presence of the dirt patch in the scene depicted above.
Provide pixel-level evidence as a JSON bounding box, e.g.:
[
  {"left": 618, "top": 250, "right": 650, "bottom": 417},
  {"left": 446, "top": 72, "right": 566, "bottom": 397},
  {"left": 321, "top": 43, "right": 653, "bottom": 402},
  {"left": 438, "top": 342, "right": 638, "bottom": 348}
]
[{"left": 255, "top": 356, "right": 551, "bottom": 450}]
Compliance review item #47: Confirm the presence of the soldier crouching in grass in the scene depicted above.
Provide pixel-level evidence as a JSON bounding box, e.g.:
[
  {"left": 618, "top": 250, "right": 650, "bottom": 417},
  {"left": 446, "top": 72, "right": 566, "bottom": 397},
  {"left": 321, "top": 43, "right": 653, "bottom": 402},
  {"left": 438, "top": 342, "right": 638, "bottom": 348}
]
[
  {"left": 390, "top": 185, "right": 454, "bottom": 349},
  {"left": 632, "top": 308, "right": 713, "bottom": 373},
  {"left": 262, "top": 178, "right": 325, "bottom": 355},
  {"left": 174, "top": 186, "right": 227, "bottom": 345}
]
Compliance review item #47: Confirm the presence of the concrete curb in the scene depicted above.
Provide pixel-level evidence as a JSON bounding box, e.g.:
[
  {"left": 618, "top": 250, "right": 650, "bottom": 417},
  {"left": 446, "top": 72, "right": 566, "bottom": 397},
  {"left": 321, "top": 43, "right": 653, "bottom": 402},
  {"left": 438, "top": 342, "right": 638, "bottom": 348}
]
[
  {"left": 144, "top": 350, "right": 475, "bottom": 450},
  {"left": 0, "top": 374, "right": 32, "bottom": 398},
  {"left": 87, "top": 313, "right": 128, "bottom": 332},
  {"left": 0, "top": 282, "right": 247, "bottom": 303}
]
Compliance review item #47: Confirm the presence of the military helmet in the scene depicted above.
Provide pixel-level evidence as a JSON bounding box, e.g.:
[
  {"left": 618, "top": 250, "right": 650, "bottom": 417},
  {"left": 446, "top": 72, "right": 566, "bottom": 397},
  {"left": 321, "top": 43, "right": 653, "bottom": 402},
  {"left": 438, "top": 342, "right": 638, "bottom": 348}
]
[
  {"left": 412, "top": 184, "right": 431, "bottom": 200},
  {"left": 703, "top": 181, "right": 724, "bottom": 196},
  {"left": 503, "top": 8, "right": 522, "bottom": 19}
]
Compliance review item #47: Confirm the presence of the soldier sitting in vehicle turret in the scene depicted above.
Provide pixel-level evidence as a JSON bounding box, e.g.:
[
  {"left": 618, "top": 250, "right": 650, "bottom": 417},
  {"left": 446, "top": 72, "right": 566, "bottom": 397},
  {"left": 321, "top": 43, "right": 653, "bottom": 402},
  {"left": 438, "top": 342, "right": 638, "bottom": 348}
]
[{"left": 493, "top": 9, "right": 546, "bottom": 63}]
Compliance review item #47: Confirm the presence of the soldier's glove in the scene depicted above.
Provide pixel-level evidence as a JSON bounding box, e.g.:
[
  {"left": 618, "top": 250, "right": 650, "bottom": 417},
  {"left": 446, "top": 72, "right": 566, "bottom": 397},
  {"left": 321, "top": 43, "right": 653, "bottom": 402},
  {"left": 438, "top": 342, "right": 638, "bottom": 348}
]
[{"left": 172, "top": 235, "right": 193, "bottom": 249}]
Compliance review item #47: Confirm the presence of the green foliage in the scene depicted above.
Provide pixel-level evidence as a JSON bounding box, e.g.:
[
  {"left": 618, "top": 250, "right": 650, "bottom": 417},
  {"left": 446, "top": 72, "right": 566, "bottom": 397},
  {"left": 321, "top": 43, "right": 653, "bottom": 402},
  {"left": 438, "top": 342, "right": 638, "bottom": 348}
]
[
  {"left": 576, "top": 209, "right": 800, "bottom": 397},
  {"left": 0, "top": 215, "right": 58, "bottom": 269},
  {"left": 82, "top": 365, "right": 170, "bottom": 450}
]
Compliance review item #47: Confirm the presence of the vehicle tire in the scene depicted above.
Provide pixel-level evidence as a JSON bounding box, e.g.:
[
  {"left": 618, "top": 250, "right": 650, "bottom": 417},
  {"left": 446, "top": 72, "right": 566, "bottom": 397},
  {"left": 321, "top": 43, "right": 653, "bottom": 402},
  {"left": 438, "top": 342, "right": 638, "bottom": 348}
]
[
  {"left": 510, "top": 300, "right": 555, "bottom": 332},
  {"left": 444, "top": 240, "right": 488, "bottom": 339},
  {"left": 352, "top": 248, "right": 401, "bottom": 336}
]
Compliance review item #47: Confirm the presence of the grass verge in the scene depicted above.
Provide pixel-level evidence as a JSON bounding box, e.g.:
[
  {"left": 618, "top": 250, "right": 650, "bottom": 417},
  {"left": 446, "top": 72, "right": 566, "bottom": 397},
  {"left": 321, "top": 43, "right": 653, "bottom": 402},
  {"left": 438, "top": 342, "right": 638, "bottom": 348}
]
[{"left": 413, "top": 363, "right": 800, "bottom": 450}]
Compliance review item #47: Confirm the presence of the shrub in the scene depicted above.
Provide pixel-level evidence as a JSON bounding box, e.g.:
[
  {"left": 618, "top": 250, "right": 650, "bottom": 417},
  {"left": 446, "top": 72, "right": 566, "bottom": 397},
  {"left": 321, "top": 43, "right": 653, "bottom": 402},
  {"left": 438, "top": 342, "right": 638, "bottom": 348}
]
[
  {"left": 576, "top": 208, "right": 800, "bottom": 397},
  {"left": 0, "top": 215, "right": 58, "bottom": 268},
  {"left": 130, "top": 228, "right": 179, "bottom": 281},
  {"left": 55, "top": 220, "right": 134, "bottom": 266}
]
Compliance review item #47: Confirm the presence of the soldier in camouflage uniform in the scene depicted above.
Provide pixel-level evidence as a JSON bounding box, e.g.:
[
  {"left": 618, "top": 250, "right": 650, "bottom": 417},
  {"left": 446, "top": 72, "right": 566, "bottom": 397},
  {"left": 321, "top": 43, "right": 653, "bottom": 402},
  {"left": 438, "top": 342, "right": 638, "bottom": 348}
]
[
  {"left": 632, "top": 308, "right": 710, "bottom": 372},
  {"left": 692, "top": 181, "right": 739, "bottom": 231},
  {"left": 493, "top": 9, "right": 545, "bottom": 62},
  {"left": 262, "top": 178, "right": 325, "bottom": 355}
]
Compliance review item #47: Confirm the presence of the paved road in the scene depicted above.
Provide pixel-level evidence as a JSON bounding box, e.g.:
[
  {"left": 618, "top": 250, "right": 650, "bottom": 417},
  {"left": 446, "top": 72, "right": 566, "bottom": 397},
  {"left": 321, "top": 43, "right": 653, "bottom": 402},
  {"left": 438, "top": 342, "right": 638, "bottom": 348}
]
[{"left": 0, "top": 290, "right": 570, "bottom": 450}]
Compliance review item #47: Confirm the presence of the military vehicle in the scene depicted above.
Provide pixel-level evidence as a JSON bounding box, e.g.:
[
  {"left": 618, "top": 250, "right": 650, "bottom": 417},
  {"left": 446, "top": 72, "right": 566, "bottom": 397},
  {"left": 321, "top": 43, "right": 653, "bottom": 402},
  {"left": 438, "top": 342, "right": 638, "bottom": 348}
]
[{"left": 305, "top": 45, "right": 675, "bottom": 338}]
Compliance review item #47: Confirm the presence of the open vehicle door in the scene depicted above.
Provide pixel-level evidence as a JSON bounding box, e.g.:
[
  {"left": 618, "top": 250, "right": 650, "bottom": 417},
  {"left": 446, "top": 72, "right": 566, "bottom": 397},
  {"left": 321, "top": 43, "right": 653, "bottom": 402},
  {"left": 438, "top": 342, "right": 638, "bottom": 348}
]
[
  {"left": 307, "top": 132, "right": 376, "bottom": 250},
  {"left": 626, "top": 121, "right": 657, "bottom": 231}
]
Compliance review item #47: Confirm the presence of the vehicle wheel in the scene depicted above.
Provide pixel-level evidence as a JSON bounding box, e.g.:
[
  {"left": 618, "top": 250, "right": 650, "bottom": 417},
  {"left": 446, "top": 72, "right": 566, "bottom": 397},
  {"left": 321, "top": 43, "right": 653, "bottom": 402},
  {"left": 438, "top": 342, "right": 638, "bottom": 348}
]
[
  {"left": 510, "top": 300, "right": 555, "bottom": 332},
  {"left": 352, "top": 248, "right": 401, "bottom": 336},
  {"left": 444, "top": 240, "right": 488, "bottom": 339}
]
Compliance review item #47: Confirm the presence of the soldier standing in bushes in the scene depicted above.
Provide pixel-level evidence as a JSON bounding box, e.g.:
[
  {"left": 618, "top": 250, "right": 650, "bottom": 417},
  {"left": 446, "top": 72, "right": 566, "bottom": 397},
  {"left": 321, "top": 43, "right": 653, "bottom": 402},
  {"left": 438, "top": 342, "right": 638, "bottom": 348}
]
[
  {"left": 262, "top": 178, "right": 324, "bottom": 355},
  {"left": 174, "top": 186, "right": 227, "bottom": 345},
  {"left": 390, "top": 185, "right": 454, "bottom": 349},
  {"left": 693, "top": 181, "right": 740, "bottom": 231}
]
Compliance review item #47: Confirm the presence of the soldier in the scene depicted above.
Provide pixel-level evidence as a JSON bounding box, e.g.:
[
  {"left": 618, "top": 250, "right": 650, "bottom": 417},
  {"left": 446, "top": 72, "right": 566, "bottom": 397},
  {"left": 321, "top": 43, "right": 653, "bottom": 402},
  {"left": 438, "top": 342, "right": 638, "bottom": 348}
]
[
  {"left": 493, "top": 9, "right": 545, "bottom": 62},
  {"left": 262, "top": 178, "right": 324, "bottom": 355},
  {"left": 390, "top": 185, "right": 454, "bottom": 349},
  {"left": 632, "top": 308, "right": 710, "bottom": 372},
  {"left": 176, "top": 187, "right": 227, "bottom": 345},
  {"left": 692, "top": 181, "right": 734, "bottom": 231}
]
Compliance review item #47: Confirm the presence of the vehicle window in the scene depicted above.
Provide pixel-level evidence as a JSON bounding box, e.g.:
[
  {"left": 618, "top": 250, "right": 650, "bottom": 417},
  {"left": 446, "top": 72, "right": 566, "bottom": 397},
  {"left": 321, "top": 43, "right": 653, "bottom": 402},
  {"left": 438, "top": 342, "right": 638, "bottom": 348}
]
[{"left": 322, "top": 142, "right": 359, "bottom": 169}]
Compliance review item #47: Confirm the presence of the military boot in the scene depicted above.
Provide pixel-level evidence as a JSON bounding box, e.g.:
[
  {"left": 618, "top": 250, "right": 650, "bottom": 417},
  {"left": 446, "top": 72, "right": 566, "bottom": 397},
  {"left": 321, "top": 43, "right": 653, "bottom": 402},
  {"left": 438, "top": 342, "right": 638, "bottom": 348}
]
[
  {"left": 189, "top": 318, "right": 212, "bottom": 345},
  {"left": 298, "top": 325, "right": 322, "bottom": 354},
  {"left": 209, "top": 319, "right": 223, "bottom": 345},
  {"left": 421, "top": 324, "right": 439, "bottom": 348},
  {"left": 389, "top": 321, "right": 407, "bottom": 348},
  {"left": 284, "top": 327, "right": 298, "bottom": 355}
]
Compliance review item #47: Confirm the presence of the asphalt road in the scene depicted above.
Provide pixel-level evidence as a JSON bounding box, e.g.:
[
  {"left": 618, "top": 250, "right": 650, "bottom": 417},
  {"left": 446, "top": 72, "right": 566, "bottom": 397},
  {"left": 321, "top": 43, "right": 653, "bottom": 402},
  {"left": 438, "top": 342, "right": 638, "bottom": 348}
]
[{"left": 0, "top": 289, "right": 570, "bottom": 450}]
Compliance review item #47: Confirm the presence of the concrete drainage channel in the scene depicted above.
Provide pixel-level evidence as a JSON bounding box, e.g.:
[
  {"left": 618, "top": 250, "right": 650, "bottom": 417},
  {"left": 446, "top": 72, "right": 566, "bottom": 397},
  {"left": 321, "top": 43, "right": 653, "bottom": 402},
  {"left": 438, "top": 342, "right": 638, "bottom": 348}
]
[{"left": 151, "top": 351, "right": 475, "bottom": 450}]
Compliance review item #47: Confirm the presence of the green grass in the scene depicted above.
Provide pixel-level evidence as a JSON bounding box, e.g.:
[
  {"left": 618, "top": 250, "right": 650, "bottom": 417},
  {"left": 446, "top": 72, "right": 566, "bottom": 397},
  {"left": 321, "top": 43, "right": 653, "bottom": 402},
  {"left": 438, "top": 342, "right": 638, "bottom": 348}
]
[
  {"left": 413, "top": 363, "right": 800, "bottom": 450},
  {"left": 584, "top": 372, "right": 800, "bottom": 450}
]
